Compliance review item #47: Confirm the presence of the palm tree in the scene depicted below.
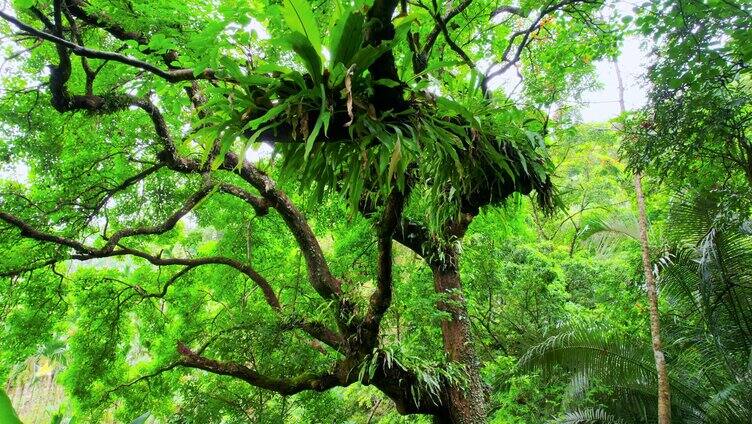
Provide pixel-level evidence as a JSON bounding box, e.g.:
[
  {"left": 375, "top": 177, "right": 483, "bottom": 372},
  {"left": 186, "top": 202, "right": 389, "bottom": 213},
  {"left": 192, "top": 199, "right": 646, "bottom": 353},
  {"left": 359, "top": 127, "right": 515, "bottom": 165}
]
[{"left": 521, "top": 190, "right": 752, "bottom": 423}]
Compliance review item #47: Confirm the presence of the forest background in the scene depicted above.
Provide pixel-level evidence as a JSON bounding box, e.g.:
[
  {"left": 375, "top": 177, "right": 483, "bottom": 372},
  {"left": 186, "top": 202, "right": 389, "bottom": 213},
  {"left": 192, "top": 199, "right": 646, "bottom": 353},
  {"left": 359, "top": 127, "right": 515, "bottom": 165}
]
[{"left": 0, "top": 0, "right": 750, "bottom": 423}]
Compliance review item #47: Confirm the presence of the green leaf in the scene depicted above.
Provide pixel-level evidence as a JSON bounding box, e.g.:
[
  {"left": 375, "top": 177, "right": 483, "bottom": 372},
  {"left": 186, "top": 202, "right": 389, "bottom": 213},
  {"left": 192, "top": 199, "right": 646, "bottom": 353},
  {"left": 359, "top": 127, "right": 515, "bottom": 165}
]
[
  {"left": 305, "top": 110, "right": 330, "bottom": 160},
  {"left": 219, "top": 56, "right": 245, "bottom": 81},
  {"left": 304, "top": 84, "right": 329, "bottom": 160},
  {"left": 211, "top": 127, "right": 238, "bottom": 170},
  {"left": 350, "top": 44, "right": 390, "bottom": 72},
  {"left": 0, "top": 388, "right": 21, "bottom": 424},
  {"left": 388, "top": 136, "right": 402, "bottom": 181},
  {"left": 243, "top": 122, "right": 281, "bottom": 156},
  {"left": 281, "top": 0, "right": 321, "bottom": 53},
  {"left": 374, "top": 79, "right": 401, "bottom": 88},
  {"left": 284, "top": 32, "right": 323, "bottom": 83},
  {"left": 193, "top": 65, "right": 208, "bottom": 77},
  {"left": 435, "top": 97, "right": 476, "bottom": 127},
  {"left": 130, "top": 412, "right": 150, "bottom": 424},
  {"left": 407, "top": 60, "right": 464, "bottom": 81},
  {"left": 14, "top": 0, "right": 37, "bottom": 8},
  {"left": 328, "top": 62, "right": 347, "bottom": 88},
  {"left": 329, "top": 10, "right": 365, "bottom": 68},
  {"left": 244, "top": 103, "right": 287, "bottom": 131}
]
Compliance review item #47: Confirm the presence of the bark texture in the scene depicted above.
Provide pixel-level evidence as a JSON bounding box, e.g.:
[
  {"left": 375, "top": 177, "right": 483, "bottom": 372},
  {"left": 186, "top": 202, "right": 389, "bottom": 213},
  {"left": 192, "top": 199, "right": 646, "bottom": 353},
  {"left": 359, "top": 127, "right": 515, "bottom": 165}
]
[
  {"left": 427, "top": 231, "right": 487, "bottom": 424},
  {"left": 616, "top": 59, "right": 672, "bottom": 424},
  {"left": 634, "top": 173, "right": 672, "bottom": 424},
  {"left": 432, "top": 265, "right": 487, "bottom": 423}
]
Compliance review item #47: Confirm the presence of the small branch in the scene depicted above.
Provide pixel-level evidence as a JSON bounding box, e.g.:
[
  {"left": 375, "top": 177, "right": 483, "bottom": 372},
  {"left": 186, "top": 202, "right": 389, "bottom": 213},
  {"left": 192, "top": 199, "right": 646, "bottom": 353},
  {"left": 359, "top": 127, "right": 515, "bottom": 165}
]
[
  {"left": 106, "top": 362, "right": 181, "bottom": 395},
  {"left": 418, "top": 0, "right": 473, "bottom": 72},
  {"left": 85, "top": 164, "right": 164, "bottom": 222},
  {"left": 0, "top": 11, "right": 215, "bottom": 82},
  {"left": 142, "top": 265, "right": 197, "bottom": 299},
  {"left": 433, "top": 5, "right": 475, "bottom": 70},
  {"left": 101, "top": 184, "right": 216, "bottom": 252},
  {"left": 483, "top": 0, "right": 590, "bottom": 90},
  {"left": 489, "top": 5, "right": 525, "bottom": 19}
]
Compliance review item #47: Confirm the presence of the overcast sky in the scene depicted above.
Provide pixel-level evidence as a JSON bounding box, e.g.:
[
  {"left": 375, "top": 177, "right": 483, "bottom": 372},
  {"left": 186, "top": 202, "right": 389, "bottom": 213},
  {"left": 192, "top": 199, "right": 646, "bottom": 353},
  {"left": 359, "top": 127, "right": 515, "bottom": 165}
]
[{"left": 579, "top": 35, "right": 649, "bottom": 122}]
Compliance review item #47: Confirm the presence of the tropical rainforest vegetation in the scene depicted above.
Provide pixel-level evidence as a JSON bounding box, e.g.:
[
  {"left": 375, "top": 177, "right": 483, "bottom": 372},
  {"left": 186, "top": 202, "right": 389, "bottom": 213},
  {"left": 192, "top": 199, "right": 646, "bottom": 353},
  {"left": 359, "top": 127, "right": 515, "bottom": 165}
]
[{"left": 0, "top": 0, "right": 750, "bottom": 422}]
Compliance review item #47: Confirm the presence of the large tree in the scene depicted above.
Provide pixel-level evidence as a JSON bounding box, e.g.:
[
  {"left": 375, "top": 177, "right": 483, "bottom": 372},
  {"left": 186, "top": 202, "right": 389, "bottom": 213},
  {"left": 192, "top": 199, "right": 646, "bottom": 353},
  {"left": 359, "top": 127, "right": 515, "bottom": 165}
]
[{"left": 0, "top": 0, "right": 616, "bottom": 421}]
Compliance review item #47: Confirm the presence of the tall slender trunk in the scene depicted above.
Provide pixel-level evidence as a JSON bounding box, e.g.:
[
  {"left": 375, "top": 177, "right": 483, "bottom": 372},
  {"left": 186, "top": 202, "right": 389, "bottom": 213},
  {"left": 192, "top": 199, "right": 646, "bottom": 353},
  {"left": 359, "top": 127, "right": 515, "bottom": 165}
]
[
  {"left": 614, "top": 59, "right": 672, "bottom": 424},
  {"left": 431, "top": 251, "right": 487, "bottom": 424},
  {"left": 634, "top": 174, "right": 672, "bottom": 424}
]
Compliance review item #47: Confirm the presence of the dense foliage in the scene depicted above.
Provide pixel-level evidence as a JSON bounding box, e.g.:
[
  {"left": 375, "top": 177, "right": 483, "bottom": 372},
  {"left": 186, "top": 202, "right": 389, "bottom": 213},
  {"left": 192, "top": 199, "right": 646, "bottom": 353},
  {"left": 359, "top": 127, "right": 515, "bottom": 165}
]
[{"left": 0, "top": 0, "right": 750, "bottom": 423}]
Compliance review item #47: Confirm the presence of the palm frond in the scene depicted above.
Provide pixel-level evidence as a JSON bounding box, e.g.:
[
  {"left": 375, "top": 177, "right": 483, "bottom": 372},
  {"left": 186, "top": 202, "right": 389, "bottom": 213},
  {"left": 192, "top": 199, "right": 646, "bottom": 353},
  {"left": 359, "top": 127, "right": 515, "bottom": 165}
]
[
  {"left": 700, "top": 373, "right": 752, "bottom": 424},
  {"left": 553, "top": 408, "right": 626, "bottom": 424},
  {"left": 520, "top": 328, "right": 656, "bottom": 385},
  {"left": 579, "top": 215, "right": 640, "bottom": 254}
]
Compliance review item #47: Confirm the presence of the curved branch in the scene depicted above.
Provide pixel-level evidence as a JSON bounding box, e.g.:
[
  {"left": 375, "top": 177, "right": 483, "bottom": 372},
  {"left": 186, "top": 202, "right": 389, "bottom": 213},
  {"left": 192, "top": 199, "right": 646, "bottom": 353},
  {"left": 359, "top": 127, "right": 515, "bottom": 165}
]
[
  {"left": 433, "top": 3, "right": 476, "bottom": 71},
  {"left": 0, "top": 209, "right": 352, "bottom": 348},
  {"left": 70, "top": 163, "right": 165, "bottom": 228},
  {"left": 483, "top": 0, "right": 592, "bottom": 89},
  {"left": 419, "top": 0, "right": 474, "bottom": 69},
  {"left": 0, "top": 202, "right": 286, "bottom": 306},
  {"left": 217, "top": 182, "right": 269, "bottom": 216},
  {"left": 63, "top": 0, "right": 149, "bottom": 44},
  {"left": 0, "top": 211, "right": 96, "bottom": 255},
  {"left": 489, "top": 5, "right": 525, "bottom": 19},
  {"left": 0, "top": 10, "right": 214, "bottom": 82},
  {"left": 364, "top": 188, "right": 408, "bottom": 341},
  {"left": 177, "top": 342, "right": 344, "bottom": 395},
  {"left": 218, "top": 153, "right": 343, "bottom": 300},
  {"left": 102, "top": 183, "right": 215, "bottom": 252}
]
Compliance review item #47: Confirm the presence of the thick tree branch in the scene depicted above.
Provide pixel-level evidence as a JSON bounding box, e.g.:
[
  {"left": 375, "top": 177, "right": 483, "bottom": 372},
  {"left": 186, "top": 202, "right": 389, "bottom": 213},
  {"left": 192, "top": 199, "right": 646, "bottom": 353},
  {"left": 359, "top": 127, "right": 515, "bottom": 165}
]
[
  {"left": 217, "top": 153, "right": 343, "bottom": 300},
  {"left": 394, "top": 218, "right": 432, "bottom": 257},
  {"left": 63, "top": 0, "right": 149, "bottom": 44},
  {"left": 1, "top": 182, "right": 345, "bottom": 350},
  {"left": 364, "top": 188, "right": 408, "bottom": 339},
  {"left": 365, "top": 0, "right": 408, "bottom": 112},
  {"left": 0, "top": 211, "right": 96, "bottom": 255},
  {"left": 177, "top": 342, "right": 344, "bottom": 395},
  {"left": 217, "top": 182, "right": 269, "bottom": 216},
  {"left": 297, "top": 321, "right": 344, "bottom": 350},
  {"left": 177, "top": 341, "right": 443, "bottom": 415}
]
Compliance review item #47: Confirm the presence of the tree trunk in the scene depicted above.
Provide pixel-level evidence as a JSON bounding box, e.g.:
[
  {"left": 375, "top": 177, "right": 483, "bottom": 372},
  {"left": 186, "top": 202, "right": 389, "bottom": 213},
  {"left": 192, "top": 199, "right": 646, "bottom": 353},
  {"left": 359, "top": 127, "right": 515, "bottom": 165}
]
[
  {"left": 634, "top": 173, "right": 672, "bottom": 424},
  {"left": 613, "top": 58, "right": 671, "bottom": 424},
  {"left": 431, "top": 254, "right": 487, "bottom": 423}
]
